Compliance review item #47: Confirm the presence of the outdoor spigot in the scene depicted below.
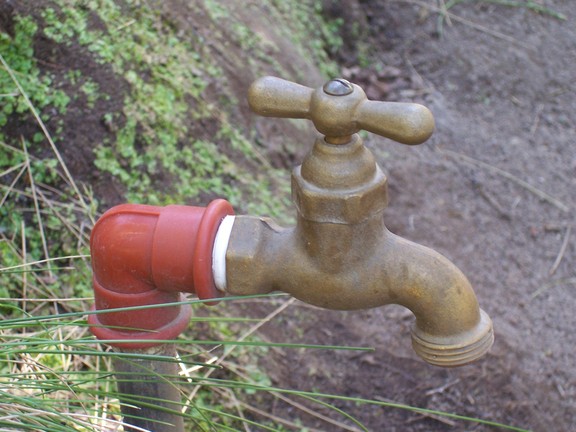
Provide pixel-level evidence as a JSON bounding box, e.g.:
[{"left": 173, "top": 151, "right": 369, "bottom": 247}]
[
  {"left": 89, "top": 76, "right": 493, "bottom": 367},
  {"left": 217, "top": 77, "right": 494, "bottom": 366}
]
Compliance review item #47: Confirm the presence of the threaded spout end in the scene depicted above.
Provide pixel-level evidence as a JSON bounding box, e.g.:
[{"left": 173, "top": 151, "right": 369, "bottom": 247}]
[{"left": 411, "top": 309, "right": 494, "bottom": 367}]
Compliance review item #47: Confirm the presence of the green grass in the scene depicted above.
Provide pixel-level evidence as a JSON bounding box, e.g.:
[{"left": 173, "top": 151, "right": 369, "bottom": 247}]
[{"left": 0, "top": 297, "right": 531, "bottom": 432}]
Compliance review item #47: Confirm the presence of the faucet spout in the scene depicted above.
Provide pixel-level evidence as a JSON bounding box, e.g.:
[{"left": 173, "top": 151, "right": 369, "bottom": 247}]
[{"left": 379, "top": 232, "right": 494, "bottom": 366}]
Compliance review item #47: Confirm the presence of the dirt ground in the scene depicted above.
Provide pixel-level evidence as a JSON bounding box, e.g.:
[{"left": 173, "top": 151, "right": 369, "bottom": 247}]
[
  {"left": 245, "top": 1, "right": 575, "bottom": 431},
  {"left": 3, "top": 0, "right": 574, "bottom": 430}
]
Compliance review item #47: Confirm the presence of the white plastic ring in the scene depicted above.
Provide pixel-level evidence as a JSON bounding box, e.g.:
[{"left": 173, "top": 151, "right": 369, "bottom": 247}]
[{"left": 212, "top": 215, "right": 235, "bottom": 292}]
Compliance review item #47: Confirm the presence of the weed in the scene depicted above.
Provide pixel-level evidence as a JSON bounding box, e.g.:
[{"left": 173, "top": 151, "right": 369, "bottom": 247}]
[
  {"left": 0, "top": 16, "right": 70, "bottom": 130},
  {"left": 32, "top": 0, "right": 294, "bottom": 220},
  {"left": 0, "top": 8, "right": 95, "bottom": 317}
]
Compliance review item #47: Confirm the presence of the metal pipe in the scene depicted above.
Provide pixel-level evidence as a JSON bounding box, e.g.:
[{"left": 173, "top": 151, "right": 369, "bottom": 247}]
[
  {"left": 113, "top": 344, "right": 184, "bottom": 432},
  {"left": 89, "top": 201, "right": 233, "bottom": 429}
]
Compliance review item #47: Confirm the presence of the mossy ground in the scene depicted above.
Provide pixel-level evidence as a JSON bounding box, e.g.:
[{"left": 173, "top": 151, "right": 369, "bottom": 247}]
[
  {"left": 0, "top": 1, "right": 344, "bottom": 429},
  {"left": 0, "top": 0, "right": 342, "bottom": 301}
]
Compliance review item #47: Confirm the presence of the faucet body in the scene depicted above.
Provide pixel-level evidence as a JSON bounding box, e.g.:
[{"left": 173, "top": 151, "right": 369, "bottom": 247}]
[
  {"left": 89, "top": 76, "right": 493, "bottom": 366},
  {"left": 221, "top": 134, "right": 493, "bottom": 367}
]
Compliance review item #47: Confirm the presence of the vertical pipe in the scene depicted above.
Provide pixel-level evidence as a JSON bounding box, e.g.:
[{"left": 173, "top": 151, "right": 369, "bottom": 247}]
[
  {"left": 112, "top": 344, "right": 184, "bottom": 432},
  {"left": 89, "top": 201, "right": 233, "bottom": 430}
]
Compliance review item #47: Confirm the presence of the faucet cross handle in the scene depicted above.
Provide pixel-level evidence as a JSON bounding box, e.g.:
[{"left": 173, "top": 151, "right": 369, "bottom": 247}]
[{"left": 248, "top": 76, "right": 435, "bottom": 145}]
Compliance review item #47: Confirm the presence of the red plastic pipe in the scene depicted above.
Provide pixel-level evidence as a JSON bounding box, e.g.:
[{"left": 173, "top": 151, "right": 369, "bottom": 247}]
[{"left": 88, "top": 199, "right": 234, "bottom": 349}]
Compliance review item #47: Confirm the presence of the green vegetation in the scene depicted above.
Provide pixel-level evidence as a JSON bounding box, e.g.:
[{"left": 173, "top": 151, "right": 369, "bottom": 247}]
[
  {"left": 0, "top": 1, "right": 347, "bottom": 429},
  {"left": 38, "top": 1, "right": 290, "bottom": 211},
  {"left": 2, "top": 0, "right": 334, "bottom": 220},
  {"left": 0, "top": 13, "right": 93, "bottom": 315},
  {"left": 0, "top": 16, "right": 70, "bottom": 128}
]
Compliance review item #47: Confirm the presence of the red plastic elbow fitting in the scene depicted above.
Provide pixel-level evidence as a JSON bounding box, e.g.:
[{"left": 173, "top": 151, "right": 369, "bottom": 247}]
[{"left": 88, "top": 199, "right": 234, "bottom": 349}]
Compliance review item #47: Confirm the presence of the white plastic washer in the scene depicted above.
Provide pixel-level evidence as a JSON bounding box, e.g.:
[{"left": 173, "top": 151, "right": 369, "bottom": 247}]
[{"left": 212, "top": 215, "right": 235, "bottom": 292}]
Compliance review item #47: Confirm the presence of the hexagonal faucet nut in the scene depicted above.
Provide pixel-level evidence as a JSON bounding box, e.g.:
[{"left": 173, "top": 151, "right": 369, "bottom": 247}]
[
  {"left": 223, "top": 216, "right": 272, "bottom": 296},
  {"left": 290, "top": 133, "right": 389, "bottom": 224},
  {"left": 291, "top": 167, "right": 388, "bottom": 224}
]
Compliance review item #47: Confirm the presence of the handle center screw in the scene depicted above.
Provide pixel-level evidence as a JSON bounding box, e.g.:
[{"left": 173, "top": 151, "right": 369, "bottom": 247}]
[{"left": 323, "top": 78, "right": 354, "bottom": 96}]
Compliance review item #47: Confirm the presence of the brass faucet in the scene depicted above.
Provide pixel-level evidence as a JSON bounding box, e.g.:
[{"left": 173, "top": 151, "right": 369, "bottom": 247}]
[
  {"left": 88, "top": 76, "right": 494, "bottom": 432},
  {"left": 216, "top": 76, "right": 494, "bottom": 367},
  {"left": 89, "top": 76, "right": 493, "bottom": 367}
]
